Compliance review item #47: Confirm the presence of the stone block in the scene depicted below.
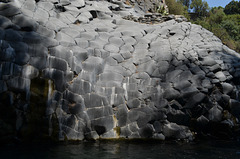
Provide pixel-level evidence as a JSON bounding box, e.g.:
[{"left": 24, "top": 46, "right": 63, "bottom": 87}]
[
  {"left": 5, "top": 29, "right": 22, "bottom": 41},
  {"left": 84, "top": 93, "right": 109, "bottom": 108},
  {"left": 63, "top": 90, "right": 85, "bottom": 105},
  {"left": 109, "top": 37, "right": 123, "bottom": 47},
  {"left": 36, "top": 25, "right": 55, "bottom": 38},
  {"left": 111, "top": 54, "right": 124, "bottom": 63},
  {"left": 180, "top": 86, "right": 199, "bottom": 99},
  {"left": 200, "top": 57, "right": 217, "bottom": 66},
  {"left": 23, "top": 31, "right": 42, "bottom": 44},
  {"left": 196, "top": 115, "right": 209, "bottom": 127},
  {"left": 22, "top": 0, "right": 36, "bottom": 11},
  {"left": 0, "top": 80, "right": 7, "bottom": 93},
  {"left": 153, "top": 133, "right": 165, "bottom": 140},
  {"left": 128, "top": 122, "right": 139, "bottom": 132},
  {"left": 7, "top": 77, "right": 30, "bottom": 92},
  {"left": 46, "top": 17, "right": 68, "bottom": 31},
  {"left": 116, "top": 104, "right": 128, "bottom": 127},
  {"left": 229, "top": 99, "right": 240, "bottom": 119},
  {"left": 111, "top": 94, "right": 125, "bottom": 107},
  {"left": 91, "top": 116, "right": 114, "bottom": 135},
  {"left": 221, "top": 83, "right": 233, "bottom": 94},
  {"left": 0, "top": 28, "right": 4, "bottom": 39},
  {"left": 37, "top": 1, "right": 54, "bottom": 11},
  {"left": 201, "top": 79, "right": 212, "bottom": 89},
  {"left": 1, "top": 62, "right": 21, "bottom": 76},
  {"left": 0, "top": 4, "right": 21, "bottom": 17},
  {"left": 21, "top": 65, "right": 39, "bottom": 79},
  {"left": 215, "top": 71, "right": 227, "bottom": 82},
  {"left": 68, "top": 103, "right": 85, "bottom": 115},
  {"left": 43, "top": 68, "right": 65, "bottom": 91},
  {"left": 0, "top": 43, "right": 15, "bottom": 61},
  {"left": 208, "top": 106, "right": 223, "bottom": 122},
  {"left": 29, "top": 56, "right": 47, "bottom": 70},
  {"left": 153, "top": 121, "right": 163, "bottom": 133},
  {"left": 28, "top": 44, "right": 48, "bottom": 57},
  {"left": 99, "top": 72, "right": 123, "bottom": 82},
  {"left": 0, "top": 15, "right": 14, "bottom": 29},
  {"left": 12, "top": 15, "right": 38, "bottom": 31},
  {"left": 137, "top": 113, "right": 151, "bottom": 128},
  {"left": 82, "top": 57, "right": 104, "bottom": 74},
  {"left": 120, "top": 125, "right": 132, "bottom": 137},
  {"left": 166, "top": 69, "right": 182, "bottom": 83},
  {"left": 15, "top": 52, "right": 30, "bottom": 65},
  {"left": 167, "top": 109, "right": 189, "bottom": 125},
  {"left": 69, "top": 80, "right": 92, "bottom": 95},
  {"left": 162, "top": 123, "right": 192, "bottom": 140},
  {"left": 61, "top": 28, "right": 81, "bottom": 39},
  {"left": 56, "top": 32, "right": 76, "bottom": 47},
  {"left": 163, "top": 88, "right": 180, "bottom": 100},
  {"left": 137, "top": 60, "right": 157, "bottom": 75},
  {"left": 8, "top": 41, "right": 28, "bottom": 54},
  {"left": 189, "top": 65, "right": 205, "bottom": 75},
  {"left": 173, "top": 80, "right": 191, "bottom": 91},
  {"left": 48, "top": 56, "right": 68, "bottom": 71},
  {"left": 104, "top": 44, "right": 120, "bottom": 53},
  {"left": 127, "top": 98, "right": 141, "bottom": 109},
  {"left": 139, "top": 124, "right": 154, "bottom": 138}
]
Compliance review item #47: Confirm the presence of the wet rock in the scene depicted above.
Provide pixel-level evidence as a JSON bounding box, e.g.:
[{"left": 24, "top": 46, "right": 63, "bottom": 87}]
[
  {"left": 163, "top": 123, "right": 193, "bottom": 140},
  {"left": 139, "top": 124, "right": 154, "bottom": 138},
  {"left": 153, "top": 133, "right": 165, "bottom": 140}
]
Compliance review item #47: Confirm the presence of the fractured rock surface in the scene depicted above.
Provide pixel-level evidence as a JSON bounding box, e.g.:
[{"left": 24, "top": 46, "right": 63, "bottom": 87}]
[{"left": 0, "top": 0, "right": 240, "bottom": 141}]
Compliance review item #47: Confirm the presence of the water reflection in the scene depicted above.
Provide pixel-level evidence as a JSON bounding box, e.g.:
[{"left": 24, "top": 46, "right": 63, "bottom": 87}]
[{"left": 1, "top": 140, "right": 240, "bottom": 159}]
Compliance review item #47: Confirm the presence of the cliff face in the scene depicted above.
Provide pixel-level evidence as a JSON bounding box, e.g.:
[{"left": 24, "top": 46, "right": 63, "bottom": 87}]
[{"left": 0, "top": 0, "right": 240, "bottom": 142}]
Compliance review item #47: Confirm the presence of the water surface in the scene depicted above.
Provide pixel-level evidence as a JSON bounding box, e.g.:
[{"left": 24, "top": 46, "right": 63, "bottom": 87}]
[{"left": 1, "top": 140, "right": 240, "bottom": 159}]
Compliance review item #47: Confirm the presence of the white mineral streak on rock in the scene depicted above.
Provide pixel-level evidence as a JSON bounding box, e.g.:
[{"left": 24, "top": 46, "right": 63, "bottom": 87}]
[
  {"left": 123, "top": 77, "right": 129, "bottom": 101},
  {"left": 47, "top": 80, "right": 53, "bottom": 106},
  {"left": 110, "top": 87, "right": 115, "bottom": 106},
  {"left": 157, "top": 84, "right": 161, "bottom": 95}
]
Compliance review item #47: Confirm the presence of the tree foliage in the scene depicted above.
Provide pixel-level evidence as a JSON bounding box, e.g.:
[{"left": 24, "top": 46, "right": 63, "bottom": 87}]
[
  {"left": 190, "top": 0, "right": 209, "bottom": 17},
  {"left": 192, "top": 6, "right": 240, "bottom": 52},
  {"left": 224, "top": 0, "right": 240, "bottom": 15},
  {"left": 209, "top": 7, "right": 225, "bottom": 24},
  {"left": 178, "top": 0, "right": 191, "bottom": 9}
]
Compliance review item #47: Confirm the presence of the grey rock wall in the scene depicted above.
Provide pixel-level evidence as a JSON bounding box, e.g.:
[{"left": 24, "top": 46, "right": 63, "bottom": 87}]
[{"left": 0, "top": 0, "right": 240, "bottom": 142}]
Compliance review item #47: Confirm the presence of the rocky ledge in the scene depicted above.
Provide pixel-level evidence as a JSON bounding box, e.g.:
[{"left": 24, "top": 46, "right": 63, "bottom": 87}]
[{"left": 0, "top": 0, "right": 240, "bottom": 142}]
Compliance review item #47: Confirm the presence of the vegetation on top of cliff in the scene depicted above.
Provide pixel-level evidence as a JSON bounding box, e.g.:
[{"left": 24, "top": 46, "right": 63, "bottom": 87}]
[{"left": 164, "top": 0, "right": 240, "bottom": 53}]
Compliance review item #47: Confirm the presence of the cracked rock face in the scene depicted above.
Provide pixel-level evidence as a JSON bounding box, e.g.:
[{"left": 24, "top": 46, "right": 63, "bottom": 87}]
[{"left": 0, "top": 0, "right": 240, "bottom": 142}]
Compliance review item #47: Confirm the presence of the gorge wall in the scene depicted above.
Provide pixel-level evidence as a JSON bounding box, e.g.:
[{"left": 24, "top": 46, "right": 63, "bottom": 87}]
[{"left": 0, "top": 0, "right": 240, "bottom": 142}]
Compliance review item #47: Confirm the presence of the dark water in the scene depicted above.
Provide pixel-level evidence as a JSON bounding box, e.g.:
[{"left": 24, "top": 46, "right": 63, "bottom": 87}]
[{"left": 1, "top": 140, "right": 240, "bottom": 159}]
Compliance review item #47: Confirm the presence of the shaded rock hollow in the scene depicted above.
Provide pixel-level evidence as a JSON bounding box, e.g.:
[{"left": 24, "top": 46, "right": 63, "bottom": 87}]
[{"left": 0, "top": 0, "right": 240, "bottom": 142}]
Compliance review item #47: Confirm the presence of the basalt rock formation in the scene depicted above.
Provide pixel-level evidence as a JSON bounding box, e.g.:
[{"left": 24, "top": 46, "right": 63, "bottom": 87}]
[{"left": 0, "top": 0, "right": 240, "bottom": 142}]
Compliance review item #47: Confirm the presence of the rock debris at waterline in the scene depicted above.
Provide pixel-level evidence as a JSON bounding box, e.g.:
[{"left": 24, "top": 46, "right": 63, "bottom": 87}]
[{"left": 0, "top": 0, "right": 240, "bottom": 142}]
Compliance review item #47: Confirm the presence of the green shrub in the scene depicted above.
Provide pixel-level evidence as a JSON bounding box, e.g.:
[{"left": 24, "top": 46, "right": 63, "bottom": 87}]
[{"left": 165, "top": 0, "right": 185, "bottom": 15}]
